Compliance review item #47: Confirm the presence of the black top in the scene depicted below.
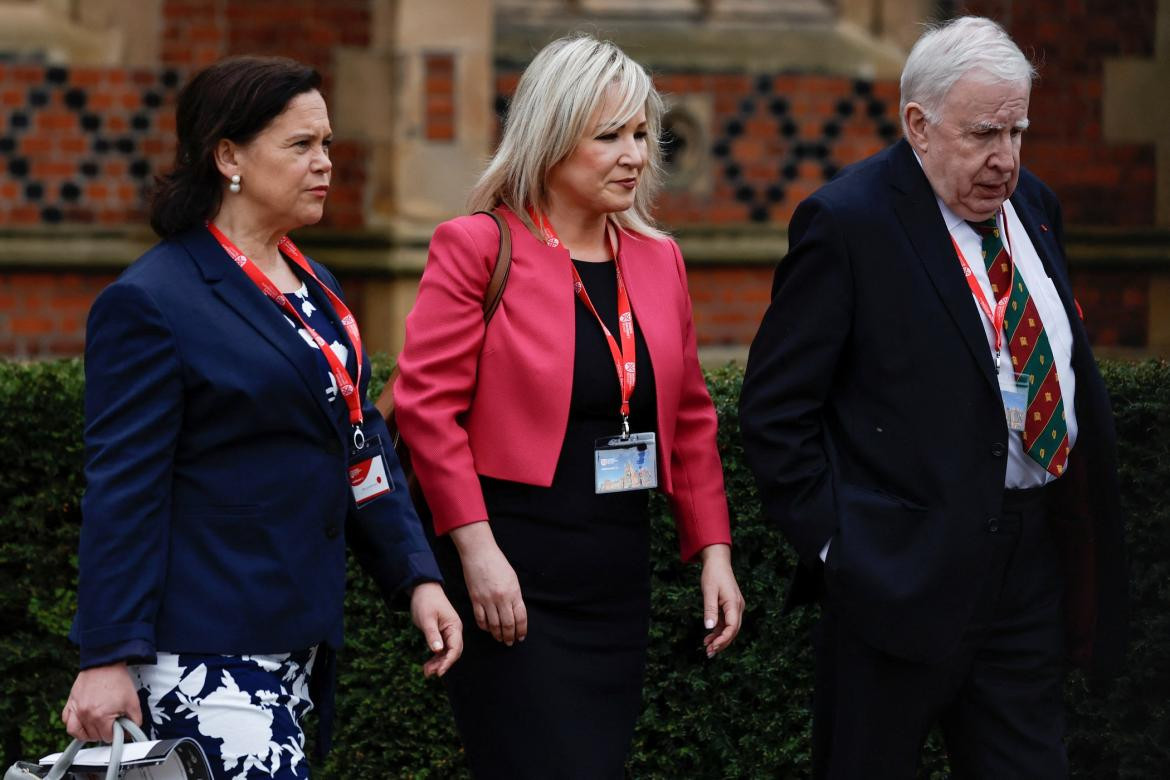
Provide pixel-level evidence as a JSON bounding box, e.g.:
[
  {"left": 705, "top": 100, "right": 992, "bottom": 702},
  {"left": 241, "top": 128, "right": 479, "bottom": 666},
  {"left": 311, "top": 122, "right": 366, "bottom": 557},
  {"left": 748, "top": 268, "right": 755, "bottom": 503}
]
[{"left": 480, "top": 258, "right": 657, "bottom": 519}]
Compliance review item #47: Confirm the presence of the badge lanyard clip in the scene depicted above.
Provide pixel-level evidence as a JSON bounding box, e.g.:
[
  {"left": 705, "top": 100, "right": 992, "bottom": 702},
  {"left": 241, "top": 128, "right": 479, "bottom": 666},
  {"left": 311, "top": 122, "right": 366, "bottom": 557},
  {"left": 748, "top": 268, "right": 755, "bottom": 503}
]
[{"left": 352, "top": 425, "right": 366, "bottom": 451}]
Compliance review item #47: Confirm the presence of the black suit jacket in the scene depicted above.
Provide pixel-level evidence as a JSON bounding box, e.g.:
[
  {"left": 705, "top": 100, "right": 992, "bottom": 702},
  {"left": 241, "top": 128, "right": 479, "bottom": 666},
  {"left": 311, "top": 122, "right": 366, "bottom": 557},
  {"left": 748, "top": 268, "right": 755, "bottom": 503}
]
[{"left": 740, "top": 139, "right": 1126, "bottom": 675}]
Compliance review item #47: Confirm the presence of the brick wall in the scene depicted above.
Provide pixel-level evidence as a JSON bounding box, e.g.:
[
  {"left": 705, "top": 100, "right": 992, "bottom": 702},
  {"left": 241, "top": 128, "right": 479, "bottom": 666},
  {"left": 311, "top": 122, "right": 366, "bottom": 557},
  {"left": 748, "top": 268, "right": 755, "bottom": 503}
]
[
  {"left": 0, "top": 272, "right": 117, "bottom": 358},
  {"left": 0, "top": 0, "right": 371, "bottom": 233},
  {"left": 0, "top": 0, "right": 375, "bottom": 358},
  {"left": 962, "top": 0, "right": 1158, "bottom": 226},
  {"left": 0, "top": 64, "right": 180, "bottom": 226},
  {"left": 1, "top": 3, "right": 1162, "bottom": 358},
  {"left": 960, "top": 0, "right": 1160, "bottom": 349}
]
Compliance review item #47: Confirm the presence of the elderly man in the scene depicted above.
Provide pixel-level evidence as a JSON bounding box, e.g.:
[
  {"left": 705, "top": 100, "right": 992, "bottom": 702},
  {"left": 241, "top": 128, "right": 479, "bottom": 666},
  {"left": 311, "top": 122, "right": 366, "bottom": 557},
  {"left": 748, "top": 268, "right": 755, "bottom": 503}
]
[{"left": 740, "top": 16, "right": 1127, "bottom": 778}]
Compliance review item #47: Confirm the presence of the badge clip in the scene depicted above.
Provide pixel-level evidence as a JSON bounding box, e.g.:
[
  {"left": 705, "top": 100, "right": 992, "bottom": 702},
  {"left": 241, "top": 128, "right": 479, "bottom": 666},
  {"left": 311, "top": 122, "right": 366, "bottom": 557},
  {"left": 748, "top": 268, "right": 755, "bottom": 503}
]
[{"left": 352, "top": 425, "right": 366, "bottom": 451}]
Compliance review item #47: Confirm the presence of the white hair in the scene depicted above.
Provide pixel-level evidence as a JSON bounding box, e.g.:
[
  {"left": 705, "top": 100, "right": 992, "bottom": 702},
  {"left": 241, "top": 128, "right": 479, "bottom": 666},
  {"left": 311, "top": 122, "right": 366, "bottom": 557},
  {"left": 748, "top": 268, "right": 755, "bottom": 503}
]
[
  {"left": 467, "top": 34, "right": 666, "bottom": 240},
  {"left": 900, "top": 16, "right": 1036, "bottom": 133}
]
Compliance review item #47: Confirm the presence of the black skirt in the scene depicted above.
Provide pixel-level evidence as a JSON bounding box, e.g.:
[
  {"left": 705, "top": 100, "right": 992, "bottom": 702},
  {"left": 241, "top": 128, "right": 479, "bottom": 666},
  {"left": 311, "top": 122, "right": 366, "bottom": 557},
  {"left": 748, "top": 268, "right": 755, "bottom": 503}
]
[{"left": 433, "top": 259, "right": 658, "bottom": 779}]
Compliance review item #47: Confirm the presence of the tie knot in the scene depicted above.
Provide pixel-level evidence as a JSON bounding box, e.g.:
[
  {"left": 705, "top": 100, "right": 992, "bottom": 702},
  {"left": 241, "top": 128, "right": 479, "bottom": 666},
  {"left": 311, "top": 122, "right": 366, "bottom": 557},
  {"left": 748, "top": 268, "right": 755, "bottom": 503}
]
[{"left": 967, "top": 217, "right": 998, "bottom": 236}]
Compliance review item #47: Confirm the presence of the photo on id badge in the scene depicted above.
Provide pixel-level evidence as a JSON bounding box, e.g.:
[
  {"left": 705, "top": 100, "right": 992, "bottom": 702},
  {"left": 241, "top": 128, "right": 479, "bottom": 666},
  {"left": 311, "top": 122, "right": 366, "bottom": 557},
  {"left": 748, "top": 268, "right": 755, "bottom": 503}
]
[
  {"left": 1000, "top": 374, "right": 1031, "bottom": 432},
  {"left": 595, "top": 432, "right": 658, "bottom": 494}
]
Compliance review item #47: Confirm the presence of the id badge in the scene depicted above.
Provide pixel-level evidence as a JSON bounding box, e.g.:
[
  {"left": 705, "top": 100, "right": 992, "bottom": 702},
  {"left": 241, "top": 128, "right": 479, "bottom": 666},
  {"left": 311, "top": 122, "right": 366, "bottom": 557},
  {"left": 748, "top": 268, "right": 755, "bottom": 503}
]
[
  {"left": 594, "top": 432, "right": 658, "bottom": 494},
  {"left": 999, "top": 373, "right": 1031, "bottom": 433},
  {"left": 348, "top": 434, "right": 395, "bottom": 507}
]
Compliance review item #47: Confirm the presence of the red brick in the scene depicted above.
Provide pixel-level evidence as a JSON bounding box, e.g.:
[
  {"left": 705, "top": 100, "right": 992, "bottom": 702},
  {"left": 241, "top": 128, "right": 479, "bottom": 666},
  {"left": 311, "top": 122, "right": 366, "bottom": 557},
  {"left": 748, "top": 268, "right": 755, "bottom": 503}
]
[
  {"left": 425, "top": 74, "right": 453, "bottom": 95},
  {"left": 31, "top": 161, "right": 73, "bottom": 177},
  {"left": 70, "top": 68, "right": 104, "bottom": 87},
  {"left": 9, "top": 316, "right": 55, "bottom": 335},
  {"left": 21, "top": 135, "right": 52, "bottom": 155},
  {"left": 36, "top": 111, "right": 76, "bottom": 131},
  {"left": 11, "top": 65, "right": 42, "bottom": 84},
  {"left": 426, "top": 94, "right": 455, "bottom": 115}
]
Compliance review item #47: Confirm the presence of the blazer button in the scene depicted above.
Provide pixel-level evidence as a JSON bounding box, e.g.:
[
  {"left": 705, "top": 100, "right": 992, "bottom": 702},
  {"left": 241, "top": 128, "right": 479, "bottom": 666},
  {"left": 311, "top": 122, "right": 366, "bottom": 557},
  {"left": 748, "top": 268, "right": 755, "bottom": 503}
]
[
  {"left": 990, "top": 442, "right": 1006, "bottom": 457},
  {"left": 325, "top": 524, "right": 340, "bottom": 539},
  {"left": 987, "top": 517, "right": 999, "bottom": 534}
]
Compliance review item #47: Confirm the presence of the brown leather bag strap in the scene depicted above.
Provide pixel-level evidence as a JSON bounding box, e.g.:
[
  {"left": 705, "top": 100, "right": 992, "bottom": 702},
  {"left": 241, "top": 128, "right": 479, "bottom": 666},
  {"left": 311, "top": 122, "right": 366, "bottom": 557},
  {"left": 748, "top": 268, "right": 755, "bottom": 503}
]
[
  {"left": 474, "top": 209, "right": 512, "bottom": 325},
  {"left": 375, "top": 209, "right": 511, "bottom": 423}
]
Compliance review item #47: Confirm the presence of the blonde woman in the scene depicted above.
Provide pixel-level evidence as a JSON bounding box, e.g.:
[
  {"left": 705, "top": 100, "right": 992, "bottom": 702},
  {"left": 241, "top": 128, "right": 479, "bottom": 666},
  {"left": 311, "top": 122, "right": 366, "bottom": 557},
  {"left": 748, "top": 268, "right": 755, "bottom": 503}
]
[{"left": 394, "top": 35, "right": 743, "bottom": 778}]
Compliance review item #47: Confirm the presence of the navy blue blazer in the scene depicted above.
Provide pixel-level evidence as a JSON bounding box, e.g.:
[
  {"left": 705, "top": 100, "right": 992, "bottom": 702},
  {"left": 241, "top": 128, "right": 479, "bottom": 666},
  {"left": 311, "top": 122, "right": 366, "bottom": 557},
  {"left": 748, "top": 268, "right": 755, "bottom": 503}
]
[
  {"left": 72, "top": 225, "right": 441, "bottom": 666},
  {"left": 740, "top": 139, "right": 1127, "bottom": 676}
]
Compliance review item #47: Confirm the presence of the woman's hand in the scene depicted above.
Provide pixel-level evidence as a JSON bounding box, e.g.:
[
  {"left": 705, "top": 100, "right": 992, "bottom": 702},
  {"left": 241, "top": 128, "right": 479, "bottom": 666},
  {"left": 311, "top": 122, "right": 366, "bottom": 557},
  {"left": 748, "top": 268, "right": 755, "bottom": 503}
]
[
  {"left": 61, "top": 662, "right": 143, "bottom": 742},
  {"left": 410, "top": 581, "right": 464, "bottom": 677},
  {"left": 450, "top": 521, "right": 528, "bottom": 645},
  {"left": 699, "top": 544, "right": 744, "bottom": 658}
]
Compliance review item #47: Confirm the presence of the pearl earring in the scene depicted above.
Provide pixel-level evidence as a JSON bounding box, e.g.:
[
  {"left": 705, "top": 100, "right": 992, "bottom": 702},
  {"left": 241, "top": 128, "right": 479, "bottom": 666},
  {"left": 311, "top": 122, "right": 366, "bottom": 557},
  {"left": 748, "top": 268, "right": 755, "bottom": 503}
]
[{"left": 229, "top": 174, "right": 241, "bottom": 194}]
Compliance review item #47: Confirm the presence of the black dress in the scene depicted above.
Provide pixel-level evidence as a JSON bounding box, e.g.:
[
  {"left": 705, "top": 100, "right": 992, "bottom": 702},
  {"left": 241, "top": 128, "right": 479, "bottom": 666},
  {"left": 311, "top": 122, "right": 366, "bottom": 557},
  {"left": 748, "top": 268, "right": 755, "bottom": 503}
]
[{"left": 432, "top": 258, "right": 658, "bottom": 779}]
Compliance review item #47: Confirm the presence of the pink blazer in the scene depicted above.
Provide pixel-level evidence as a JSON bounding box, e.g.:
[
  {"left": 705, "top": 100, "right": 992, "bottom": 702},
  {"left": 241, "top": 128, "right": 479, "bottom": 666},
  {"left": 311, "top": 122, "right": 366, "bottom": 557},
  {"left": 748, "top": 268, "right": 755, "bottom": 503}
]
[{"left": 393, "top": 208, "right": 732, "bottom": 561}]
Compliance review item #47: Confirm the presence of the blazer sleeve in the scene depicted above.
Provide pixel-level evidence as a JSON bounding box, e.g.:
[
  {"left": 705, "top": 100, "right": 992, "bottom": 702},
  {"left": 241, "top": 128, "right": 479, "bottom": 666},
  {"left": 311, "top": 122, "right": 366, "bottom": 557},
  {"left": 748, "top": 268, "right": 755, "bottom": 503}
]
[
  {"left": 665, "top": 239, "right": 733, "bottom": 562},
  {"left": 393, "top": 217, "right": 496, "bottom": 536},
  {"left": 312, "top": 263, "right": 443, "bottom": 606},
  {"left": 74, "top": 280, "right": 182, "bottom": 664},
  {"left": 738, "top": 196, "right": 854, "bottom": 563}
]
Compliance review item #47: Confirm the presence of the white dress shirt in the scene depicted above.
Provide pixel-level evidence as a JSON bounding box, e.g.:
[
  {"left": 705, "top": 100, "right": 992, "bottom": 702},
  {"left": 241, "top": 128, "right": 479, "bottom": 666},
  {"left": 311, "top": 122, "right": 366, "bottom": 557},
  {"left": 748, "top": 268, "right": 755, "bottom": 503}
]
[{"left": 937, "top": 196, "right": 1078, "bottom": 488}]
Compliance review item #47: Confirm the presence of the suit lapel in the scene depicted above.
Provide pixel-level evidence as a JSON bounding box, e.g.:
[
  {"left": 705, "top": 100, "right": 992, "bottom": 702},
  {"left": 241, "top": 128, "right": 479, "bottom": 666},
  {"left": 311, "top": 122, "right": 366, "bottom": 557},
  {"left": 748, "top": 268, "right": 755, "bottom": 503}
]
[
  {"left": 178, "top": 227, "right": 342, "bottom": 431},
  {"left": 887, "top": 141, "right": 999, "bottom": 396}
]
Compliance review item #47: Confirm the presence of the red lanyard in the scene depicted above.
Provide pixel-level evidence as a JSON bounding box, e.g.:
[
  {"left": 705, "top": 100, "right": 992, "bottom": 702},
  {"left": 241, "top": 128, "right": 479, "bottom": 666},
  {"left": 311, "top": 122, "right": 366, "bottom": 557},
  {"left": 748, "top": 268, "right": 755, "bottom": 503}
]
[
  {"left": 951, "top": 207, "right": 1015, "bottom": 369},
  {"left": 207, "top": 222, "right": 367, "bottom": 444},
  {"left": 532, "top": 211, "right": 636, "bottom": 435}
]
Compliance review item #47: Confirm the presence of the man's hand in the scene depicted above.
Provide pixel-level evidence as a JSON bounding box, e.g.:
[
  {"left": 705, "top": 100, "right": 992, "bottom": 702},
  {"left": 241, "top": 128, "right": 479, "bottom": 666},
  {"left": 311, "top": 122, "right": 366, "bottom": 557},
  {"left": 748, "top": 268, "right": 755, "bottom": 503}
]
[
  {"left": 61, "top": 662, "right": 143, "bottom": 742},
  {"left": 410, "top": 582, "right": 464, "bottom": 678}
]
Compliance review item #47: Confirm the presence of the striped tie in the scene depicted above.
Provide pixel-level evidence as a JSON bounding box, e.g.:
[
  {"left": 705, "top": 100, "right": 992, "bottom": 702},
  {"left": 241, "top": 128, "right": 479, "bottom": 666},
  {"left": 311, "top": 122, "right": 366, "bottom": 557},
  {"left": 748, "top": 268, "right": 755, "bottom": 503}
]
[{"left": 969, "top": 217, "right": 1069, "bottom": 477}]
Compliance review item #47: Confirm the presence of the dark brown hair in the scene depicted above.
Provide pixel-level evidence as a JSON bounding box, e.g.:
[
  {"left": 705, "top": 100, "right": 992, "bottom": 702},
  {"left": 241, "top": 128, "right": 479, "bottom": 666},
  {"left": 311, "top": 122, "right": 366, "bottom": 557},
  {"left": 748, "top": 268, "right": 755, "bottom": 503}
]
[{"left": 149, "top": 56, "right": 322, "bottom": 238}]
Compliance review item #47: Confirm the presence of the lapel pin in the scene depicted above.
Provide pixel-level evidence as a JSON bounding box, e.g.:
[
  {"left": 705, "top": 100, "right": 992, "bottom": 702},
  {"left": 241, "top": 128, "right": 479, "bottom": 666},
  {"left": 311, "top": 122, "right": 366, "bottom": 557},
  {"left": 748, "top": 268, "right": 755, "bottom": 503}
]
[{"left": 1040, "top": 224, "right": 1049, "bottom": 232}]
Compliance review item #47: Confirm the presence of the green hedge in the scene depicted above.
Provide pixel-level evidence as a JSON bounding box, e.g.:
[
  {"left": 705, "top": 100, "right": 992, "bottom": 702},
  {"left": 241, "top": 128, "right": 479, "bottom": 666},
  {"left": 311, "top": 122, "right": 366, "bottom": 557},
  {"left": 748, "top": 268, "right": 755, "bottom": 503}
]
[{"left": 2, "top": 358, "right": 1167, "bottom": 777}]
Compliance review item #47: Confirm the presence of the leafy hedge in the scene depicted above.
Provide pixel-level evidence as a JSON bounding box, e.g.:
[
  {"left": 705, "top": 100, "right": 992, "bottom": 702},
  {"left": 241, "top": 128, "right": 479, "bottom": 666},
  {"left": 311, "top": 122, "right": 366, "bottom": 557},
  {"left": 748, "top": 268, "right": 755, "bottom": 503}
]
[{"left": 1, "top": 358, "right": 1167, "bottom": 777}]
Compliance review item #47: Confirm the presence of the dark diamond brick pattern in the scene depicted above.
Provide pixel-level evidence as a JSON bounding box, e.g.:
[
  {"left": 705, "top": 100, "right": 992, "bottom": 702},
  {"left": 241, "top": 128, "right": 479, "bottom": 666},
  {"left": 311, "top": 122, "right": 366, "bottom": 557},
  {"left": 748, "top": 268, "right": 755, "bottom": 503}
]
[
  {"left": 497, "top": 68, "right": 903, "bottom": 227},
  {"left": 710, "top": 76, "right": 899, "bottom": 223},
  {"left": 0, "top": 64, "right": 182, "bottom": 226}
]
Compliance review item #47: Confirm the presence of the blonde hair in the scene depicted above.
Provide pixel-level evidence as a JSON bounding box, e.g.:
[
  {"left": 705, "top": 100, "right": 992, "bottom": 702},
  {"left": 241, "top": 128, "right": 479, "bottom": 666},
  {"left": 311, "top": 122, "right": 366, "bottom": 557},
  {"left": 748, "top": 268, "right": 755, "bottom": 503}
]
[{"left": 467, "top": 34, "right": 666, "bottom": 239}]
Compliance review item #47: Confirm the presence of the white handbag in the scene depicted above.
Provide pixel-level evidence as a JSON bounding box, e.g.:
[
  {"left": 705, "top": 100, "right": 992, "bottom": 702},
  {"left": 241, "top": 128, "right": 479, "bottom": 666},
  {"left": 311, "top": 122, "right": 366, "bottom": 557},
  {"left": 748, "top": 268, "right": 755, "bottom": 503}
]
[{"left": 4, "top": 717, "right": 212, "bottom": 780}]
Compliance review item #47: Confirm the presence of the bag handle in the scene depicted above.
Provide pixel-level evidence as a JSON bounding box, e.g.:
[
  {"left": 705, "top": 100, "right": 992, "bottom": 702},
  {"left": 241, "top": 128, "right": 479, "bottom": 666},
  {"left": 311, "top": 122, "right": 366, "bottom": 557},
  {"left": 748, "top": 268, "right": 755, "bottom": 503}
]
[
  {"left": 44, "top": 717, "right": 148, "bottom": 780},
  {"left": 374, "top": 208, "right": 512, "bottom": 423}
]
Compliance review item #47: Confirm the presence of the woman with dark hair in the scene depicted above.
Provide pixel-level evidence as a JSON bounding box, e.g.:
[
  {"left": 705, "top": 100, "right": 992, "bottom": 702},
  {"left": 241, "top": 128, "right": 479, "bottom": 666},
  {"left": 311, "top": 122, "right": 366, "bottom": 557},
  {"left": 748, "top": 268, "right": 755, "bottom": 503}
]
[{"left": 61, "top": 55, "right": 461, "bottom": 778}]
